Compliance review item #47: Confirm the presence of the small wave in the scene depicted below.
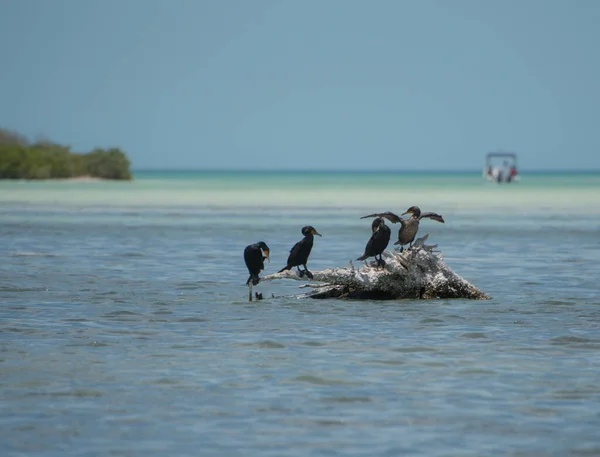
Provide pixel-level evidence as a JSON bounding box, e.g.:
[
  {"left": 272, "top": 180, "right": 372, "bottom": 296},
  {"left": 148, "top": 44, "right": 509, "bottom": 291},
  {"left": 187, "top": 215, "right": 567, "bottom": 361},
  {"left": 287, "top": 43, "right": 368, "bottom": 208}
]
[
  {"left": 25, "top": 389, "right": 104, "bottom": 398},
  {"left": 255, "top": 406, "right": 294, "bottom": 414},
  {"left": 96, "top": 291, "right": 118, "bottom": 296},
  {"left": 239, "top": 340, "right": 286, "bottom": 349},
  {"left": 104, "top": 310, "right": 139, "bottom": 316},
  {"left": 570, "top": 447, "right": 600, "bottom": 456},
  {"left": 177, "top": 282, "right": 206, "bottom": 290},
  {"left": 117, "top": 252, "right": 146, "bottom": 257},
  {"left": 7, "top": 251, "right": 57, "bottom": 257},
  {"left": 177, "top": 317, "right": 208, "bottom": 323},
  {"left": 313, "top": 419, "right": 348, "bottom": 426},
  {"left": 101, "top": 310, "right": 143, "bottom": 322},
  {"left": 106, "top": 329, "right": 156, "bottom": 336},
  {"left": 421, "top": 361, "right": 450, "bottom": 367},
  {"left": 519, "top": 406, "right": 559, "bottom": 416},
  {"left": 392, "top": 346, "right": 436, "bottom": 353},
  {"left": 362, "top": 359, "right": 405, "bottom": 366},
  {"left": 550, "top": 336, "right": 600, "bottom": 349},
  {"left": 325, "top": 396, "right": 372, "bottom": 403},
  {"left": 457, "top": 369, "right": 496, "bottom": 375},
  {"left": 552, "top": 388, "right": 600, "bottom": 400},
  {"left": 544, "top": 299, "right": 576, "bottom": 306},
  {"left": 149, "top": 378, "right": 180, "bottom": 385},
  {"left": 1, "top": 327, "right": 40, "bottom": 334},
  {"left": 551, "top": 336, "right": 600, "bottom": 344},
  {"left": 564, "top": 257, "right": 591, "bottom": 263},
  {"left": 0, "top": 287, "right": 47, "bottom": 293},
  {"left": 66, "top": 341, "right": 111, "bottom": 347},
  {"left": 289, "top": 375, "right": 362, "bottom": 386},
  {"left": 461, "top": 332, "right": 488, "bottom": 339}
]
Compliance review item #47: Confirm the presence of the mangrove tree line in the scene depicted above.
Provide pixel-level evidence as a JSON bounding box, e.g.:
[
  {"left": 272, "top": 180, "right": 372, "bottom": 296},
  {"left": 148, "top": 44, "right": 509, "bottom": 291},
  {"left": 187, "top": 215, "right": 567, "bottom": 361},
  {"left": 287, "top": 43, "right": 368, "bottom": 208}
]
[{"left": 0, "top": 128, "right": 132, "bottom": 180}]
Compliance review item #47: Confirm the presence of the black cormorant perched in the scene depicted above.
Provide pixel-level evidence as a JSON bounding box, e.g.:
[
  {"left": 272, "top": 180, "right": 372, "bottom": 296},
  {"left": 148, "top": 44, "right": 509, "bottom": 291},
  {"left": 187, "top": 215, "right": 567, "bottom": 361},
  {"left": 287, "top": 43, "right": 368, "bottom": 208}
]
[
  {"left": 361, "top": 206, "right": 444, "bottom": 252},
  {"left": 278, "top": 226, "right": 321, "bottom": 279},
  {"left": 244, "top": 241, "right": 270, "bottom": 301},
  {"left": 356, "top": 217, "right": 391, "bottom": 269}
]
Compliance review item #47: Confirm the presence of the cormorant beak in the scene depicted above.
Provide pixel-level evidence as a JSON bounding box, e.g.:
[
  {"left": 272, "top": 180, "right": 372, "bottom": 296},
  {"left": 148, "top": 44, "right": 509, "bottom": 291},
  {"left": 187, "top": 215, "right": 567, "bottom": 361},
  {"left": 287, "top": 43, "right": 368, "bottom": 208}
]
[
  {"left": 312, "top": 229, "right": 322, "bottom": 237},
  {"left": 401, "top": 210, "right": 411, "bottom": 216},
  {"left": 372, "top": 226, "right": 377, "bottom": 233},
  {"left": 263, "top": 250, "right": 270, "bottom": 262}
]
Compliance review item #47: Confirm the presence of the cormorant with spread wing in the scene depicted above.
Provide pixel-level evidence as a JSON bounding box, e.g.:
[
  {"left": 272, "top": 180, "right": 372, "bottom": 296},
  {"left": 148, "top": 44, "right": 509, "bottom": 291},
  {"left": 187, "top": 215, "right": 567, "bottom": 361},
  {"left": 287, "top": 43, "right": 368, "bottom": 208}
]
[
  {"left": 244, "top": 241, "right": 270, "bottom": 301},
  {"left": 356, "top": 217, "right": 391, "bottom": 269},
  {"left": 278, "top": 226, "right": 321, "bottom": 278},
  {"left": 361, "top": 206, "right": 444, "bottom": 252}
]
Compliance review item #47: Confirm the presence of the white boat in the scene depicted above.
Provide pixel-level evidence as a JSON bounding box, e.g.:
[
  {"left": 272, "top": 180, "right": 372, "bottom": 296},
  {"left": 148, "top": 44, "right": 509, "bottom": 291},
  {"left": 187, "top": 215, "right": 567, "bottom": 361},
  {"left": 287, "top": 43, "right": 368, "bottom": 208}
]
[{"left": 483, "top": 152, "right": 520, "bottom": 183}]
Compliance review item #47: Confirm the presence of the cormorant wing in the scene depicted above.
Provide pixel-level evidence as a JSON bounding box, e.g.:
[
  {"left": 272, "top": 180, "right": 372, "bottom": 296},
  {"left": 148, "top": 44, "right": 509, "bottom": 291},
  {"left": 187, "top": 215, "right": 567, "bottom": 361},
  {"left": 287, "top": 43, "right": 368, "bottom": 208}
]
[
  {"left": 418, "top": 212, "right": 445, "bottom": 223},
  {"left": 288, "top": 239, "right": 302, "bottom": 256},
  {"left": 360, "top": 212, "right": 402, "bottom": 224},
  {"left": 358, "top": 224, "right": 391, "bottom": 260},
  {"left": 358, "top": 231, "right": 378, "bottom": 259},
  {"left": 244, "top": 245, "right": 264, "bottom": 272}
]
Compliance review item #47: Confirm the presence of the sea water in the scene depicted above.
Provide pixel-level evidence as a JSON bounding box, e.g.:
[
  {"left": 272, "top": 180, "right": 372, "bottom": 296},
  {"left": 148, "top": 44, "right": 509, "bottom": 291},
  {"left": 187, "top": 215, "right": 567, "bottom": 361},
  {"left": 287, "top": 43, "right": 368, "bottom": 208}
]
[{"left": 1, "top": 171, "right": 599, "bottom": 456}]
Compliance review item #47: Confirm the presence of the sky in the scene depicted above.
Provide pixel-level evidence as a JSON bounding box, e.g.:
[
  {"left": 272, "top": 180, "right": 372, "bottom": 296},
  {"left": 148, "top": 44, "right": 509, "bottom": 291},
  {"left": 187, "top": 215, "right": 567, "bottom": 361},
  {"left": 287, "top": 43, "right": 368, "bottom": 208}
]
[{"left": 1, "top": 0, "right": 599, "bottom": 171}]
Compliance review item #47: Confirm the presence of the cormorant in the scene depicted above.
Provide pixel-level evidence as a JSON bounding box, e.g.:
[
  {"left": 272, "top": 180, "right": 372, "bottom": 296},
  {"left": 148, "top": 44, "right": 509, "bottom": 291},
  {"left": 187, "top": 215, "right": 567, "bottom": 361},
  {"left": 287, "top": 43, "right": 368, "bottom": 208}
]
[
  {"left": 361, "top": 206, "right": 444, "bottom": 252},
  {"left": 244, "top": 241, "right": 270, "bottom": 301},
  {"left": 278, "top": 226, "right": 321, "bottom": 279},
  {"left": 356, "top": 217, "right": 391, "bottom": 269}
]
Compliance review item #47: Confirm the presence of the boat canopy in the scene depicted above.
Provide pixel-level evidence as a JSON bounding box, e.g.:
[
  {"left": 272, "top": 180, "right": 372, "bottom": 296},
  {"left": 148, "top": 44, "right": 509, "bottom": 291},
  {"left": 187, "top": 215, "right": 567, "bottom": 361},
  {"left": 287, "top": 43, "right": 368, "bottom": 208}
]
[{"left": 486, "top": 152, "right": 517, "bottom": 166}]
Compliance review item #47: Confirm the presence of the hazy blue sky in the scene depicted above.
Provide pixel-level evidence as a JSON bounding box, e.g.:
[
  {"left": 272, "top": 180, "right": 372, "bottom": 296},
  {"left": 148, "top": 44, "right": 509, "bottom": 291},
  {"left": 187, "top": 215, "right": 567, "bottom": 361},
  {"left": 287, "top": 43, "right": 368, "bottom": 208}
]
[{"left": 1, "top": 0, "right": 599, "bottom": 170}]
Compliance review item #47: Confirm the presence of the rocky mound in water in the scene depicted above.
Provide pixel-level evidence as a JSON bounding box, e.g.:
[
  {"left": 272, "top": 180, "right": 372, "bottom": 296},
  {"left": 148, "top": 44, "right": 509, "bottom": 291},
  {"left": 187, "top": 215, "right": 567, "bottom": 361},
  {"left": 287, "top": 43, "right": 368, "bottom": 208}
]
[{"left": 262, "top": 235, "right": 490, "bottom": 300}]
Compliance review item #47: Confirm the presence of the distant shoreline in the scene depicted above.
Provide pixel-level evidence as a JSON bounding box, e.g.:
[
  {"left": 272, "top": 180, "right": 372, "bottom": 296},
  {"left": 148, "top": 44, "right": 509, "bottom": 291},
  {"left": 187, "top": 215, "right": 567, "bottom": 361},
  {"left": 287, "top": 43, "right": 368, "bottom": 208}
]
[
  {"left": 1, "top": 127, "right": 133, "bottom": 181},
  {"left": 42, "top": 175, "right": 105, "bottom": 182}
]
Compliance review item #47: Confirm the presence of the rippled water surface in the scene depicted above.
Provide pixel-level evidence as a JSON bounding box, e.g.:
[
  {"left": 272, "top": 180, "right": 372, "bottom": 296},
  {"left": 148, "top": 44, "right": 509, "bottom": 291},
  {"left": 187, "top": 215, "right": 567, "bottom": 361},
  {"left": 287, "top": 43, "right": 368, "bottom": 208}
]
[{"left": 1, "top": 172, "right": 600, "bottom": 456}]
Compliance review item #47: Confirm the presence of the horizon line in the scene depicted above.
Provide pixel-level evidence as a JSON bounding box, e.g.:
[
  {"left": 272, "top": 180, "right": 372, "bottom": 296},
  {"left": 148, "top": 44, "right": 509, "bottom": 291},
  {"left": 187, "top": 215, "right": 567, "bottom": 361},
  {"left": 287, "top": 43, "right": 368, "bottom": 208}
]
[{"left": 131, "top": 168, "right": 600, "bottom": 174}]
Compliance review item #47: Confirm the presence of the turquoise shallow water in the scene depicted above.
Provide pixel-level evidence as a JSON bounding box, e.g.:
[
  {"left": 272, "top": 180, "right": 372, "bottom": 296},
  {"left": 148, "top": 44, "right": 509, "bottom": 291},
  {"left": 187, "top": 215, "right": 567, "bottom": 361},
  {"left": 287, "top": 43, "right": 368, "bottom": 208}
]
[
  {"left": 1, "top": 171, "right": 600, "bottom": 456},
  {"left": 2, "top": 170, "right": 600, "bottom": 211}
]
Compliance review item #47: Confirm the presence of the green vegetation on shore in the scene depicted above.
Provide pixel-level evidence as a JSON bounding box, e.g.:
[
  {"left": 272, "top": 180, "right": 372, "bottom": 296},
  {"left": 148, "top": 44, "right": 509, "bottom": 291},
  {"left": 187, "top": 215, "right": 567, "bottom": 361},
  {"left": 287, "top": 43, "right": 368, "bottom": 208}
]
[{"left": 0, "top": 128, "right": 132, "bottom": 180}]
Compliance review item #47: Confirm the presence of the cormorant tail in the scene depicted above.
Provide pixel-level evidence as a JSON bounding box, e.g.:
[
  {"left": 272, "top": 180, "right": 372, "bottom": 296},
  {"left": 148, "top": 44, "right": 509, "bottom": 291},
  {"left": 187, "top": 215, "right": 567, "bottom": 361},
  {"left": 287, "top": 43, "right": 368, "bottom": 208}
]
[
  {"left": 278, "top": 265, "right": 291, "bottom": 274},
  {"left": 246, "top": 274, "right": 260, "bottom": 286},
  {"left": 356, "top": 254, "right": 368, "bottom": 261}
]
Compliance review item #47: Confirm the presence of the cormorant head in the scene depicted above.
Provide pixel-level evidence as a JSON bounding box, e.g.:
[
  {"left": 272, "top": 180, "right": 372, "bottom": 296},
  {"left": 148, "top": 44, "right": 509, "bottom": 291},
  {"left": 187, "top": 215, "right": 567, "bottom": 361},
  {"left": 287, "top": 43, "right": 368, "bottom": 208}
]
[
  {"left": 301, "top": 226, "right": 322, "bottom": 237},
  {"left": 371, "top": 217, "right": 385, "bottom": 232},
  {"left": 402, "top": 206, "right": 421, "bottom": 218},
  {"left": 257, "top": 241, "right": 270, "bottom": 261}
]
